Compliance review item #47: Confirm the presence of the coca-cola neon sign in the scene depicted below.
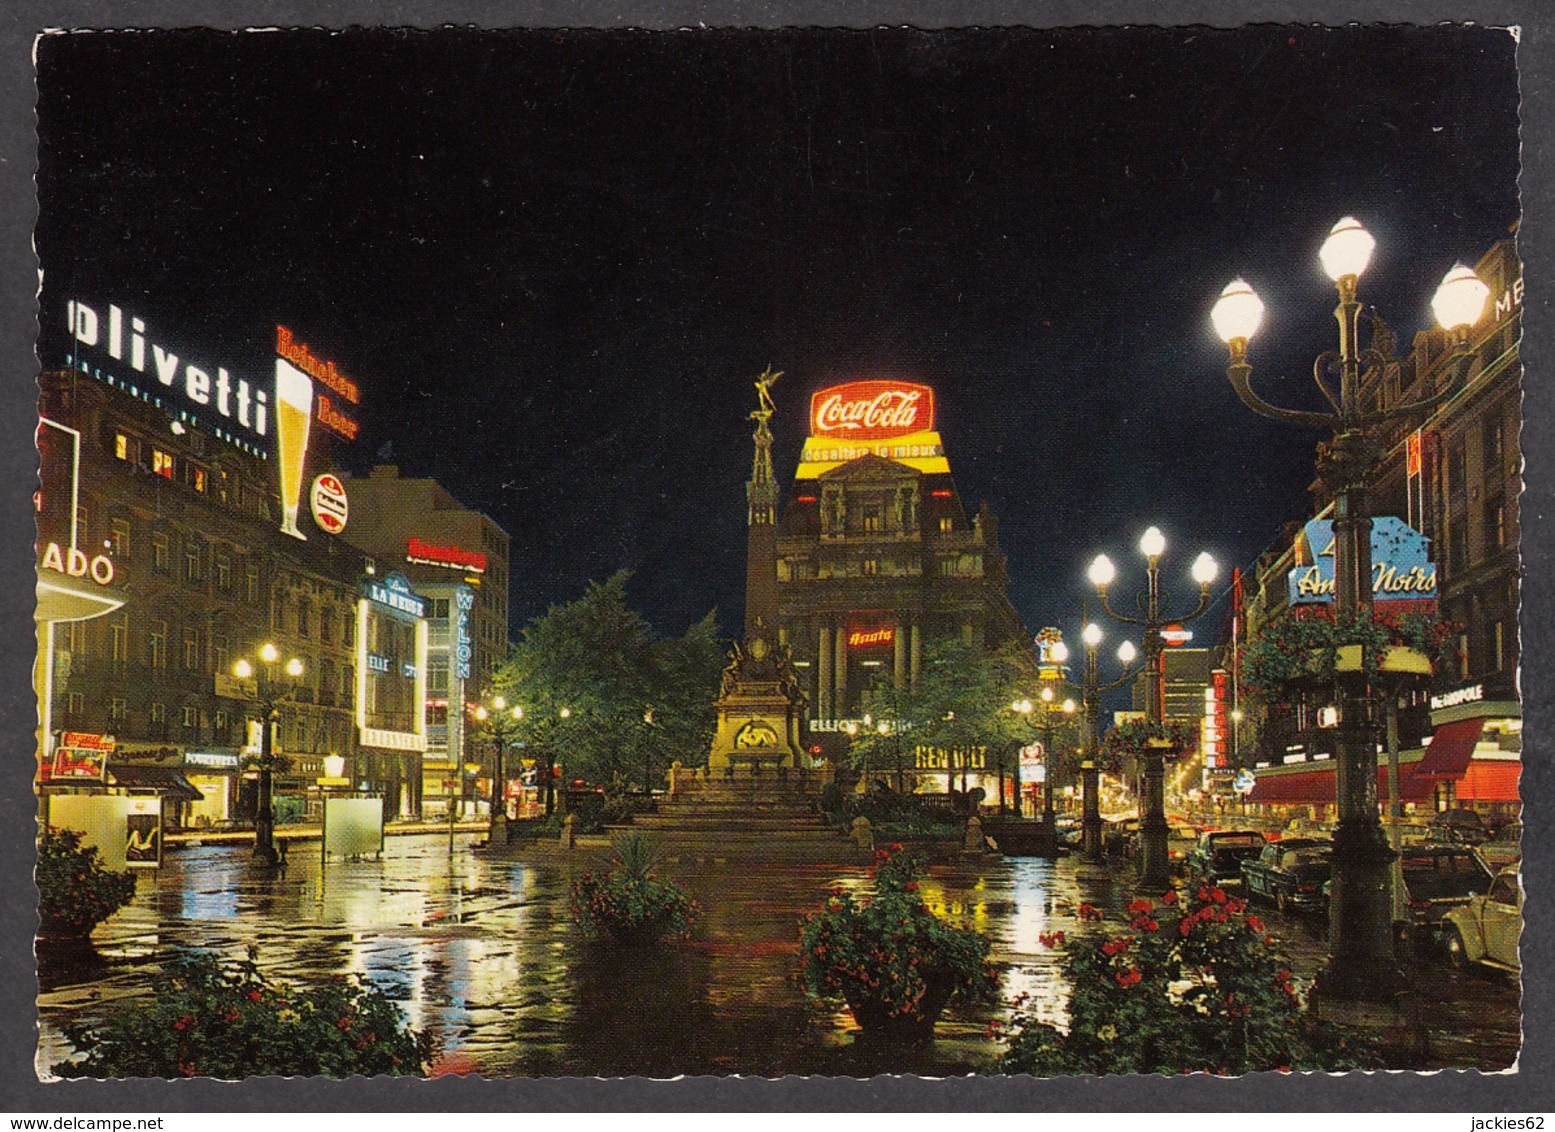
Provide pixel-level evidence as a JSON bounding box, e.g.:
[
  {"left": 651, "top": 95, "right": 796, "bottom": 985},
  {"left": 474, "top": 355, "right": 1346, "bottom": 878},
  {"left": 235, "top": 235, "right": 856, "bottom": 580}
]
[{"left": 811, "top": 381, "right": 935, "bottom": 441}]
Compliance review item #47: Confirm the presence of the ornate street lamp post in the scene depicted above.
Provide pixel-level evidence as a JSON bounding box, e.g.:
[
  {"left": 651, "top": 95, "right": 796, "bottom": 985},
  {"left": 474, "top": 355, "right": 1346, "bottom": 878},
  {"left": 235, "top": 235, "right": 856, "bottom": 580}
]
[
  {"left": 233, "top": 643, "right": 304, "bottom": 868},
  {"left": 1078, "top": 623, "right": 1140, "bottom": 862},
  {"left": 473, "top": 696, "right": 522, "bottom": 835},
  {"left": 1089, "top": 529, "right": 1218, "bottom": 889},
  {"left": 1211, "top": 216, "right": 1489, "bottom": 1002}
]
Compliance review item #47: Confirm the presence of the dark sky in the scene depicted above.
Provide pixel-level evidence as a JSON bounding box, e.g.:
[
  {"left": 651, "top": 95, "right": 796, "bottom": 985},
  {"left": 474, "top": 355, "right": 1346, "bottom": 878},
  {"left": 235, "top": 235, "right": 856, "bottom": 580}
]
[{"left": 34, "top": 25, "right": 1521, "bottom": 648}]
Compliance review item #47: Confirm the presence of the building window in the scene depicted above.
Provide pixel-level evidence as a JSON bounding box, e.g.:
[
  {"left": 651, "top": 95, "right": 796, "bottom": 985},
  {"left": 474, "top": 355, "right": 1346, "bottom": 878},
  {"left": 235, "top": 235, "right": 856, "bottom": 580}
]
[
  {"left": 297, "top": 601, "right": 311, "bottom": 638},
  {"left": 152, "top": 532, "right": 170, "bottom": 573},
  {"left": 66, "top": 692, "right": 84, "bottom": 716},
  {"left": 152, "top": 449, "right": 176, "bottom": 479},
  {"left": 113, "top": 432, "right": 141, "bottom": 464},
  {"left": 1486, "top": 495, "right": 1507, "bottom": 552},
  {"left": 109, "top": 616, "right": 128, "bottom": 663},
  {"left": 214, "top": 553, "right": 231, "bottom": 590},
  {"left": 108, "top": 696, "right": 126, "bottom": 721},
  {"left": 1458, "top": 633, "right": 1471, "bottom": 681},
  {"left": 861, "top": 506, "right": 882, "bottom": 532},
  {"left": 183, "top": 541, "right": 203, "bottom": 582},
  {"left": 109, "top": 518, "right": 131, "bottom": 560},
  {"left": 320, "top": 607, "right": 335, "bottom": 644},
  {"left": 1493, "top": 621, "right": 1506, "bottom": 672},
  {"left": 245, "top": 565, "right": 260, "bottom": 604},
  {"left": 213, "top": 634, "right": 228, "bottom": 676},
  {"left": 188, "top": 464, "right": 208, "bottom": 493},
  {"left": 1448, "top": 511, "right": 1469, "bottom": 575},
  {"left": 182, "top": 705, "right": 199, "bottom": 729},
  {"left": 1484, "top": 417, "right": 1504, "bottom": 477},
  {"left": 1447, "top": 441, "right": 1467, "bottom": 504},
  {"left": 150, "top": 701, "right": 167, "bottom": 724},
  {"left": 862, "top": 558, "right": 879, "bottom": 576},
  {"left": 183, "top": 626, "right": 201, "bottom": 670},
  {"left": 149, "top": 619, "right": 167, "bottom": 670},
  {"left": 294, "top": 719, "right": 308, "bottom": 750},
  {"left": 214, "top": 709, "right": 229, "bottom": 736}
]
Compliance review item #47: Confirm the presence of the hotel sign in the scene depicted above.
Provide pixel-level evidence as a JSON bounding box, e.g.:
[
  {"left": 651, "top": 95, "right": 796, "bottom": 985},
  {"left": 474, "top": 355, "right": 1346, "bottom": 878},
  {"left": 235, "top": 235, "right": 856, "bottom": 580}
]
[
  {"left": 810, "top": 381, "right": 935, "bottom": 440},
  {"left": 1288, "top": 517, "right": 1437, "bottom": 606},
  {"left": 364, "top": 572, "right": 427, "bottom": 621}
]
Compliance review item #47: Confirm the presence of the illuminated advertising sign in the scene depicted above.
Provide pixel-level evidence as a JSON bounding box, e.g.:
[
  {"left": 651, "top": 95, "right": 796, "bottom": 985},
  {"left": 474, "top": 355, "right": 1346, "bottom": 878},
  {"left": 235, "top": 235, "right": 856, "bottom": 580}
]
[
  {"left": 39, "top": 542, "right": 114, "bottom": 586},
  {"left": 310, "top": 473, "right": 349, "bottom": 534},
  {"left": 125, "top": 796, "right": 162, "bottom": 869},
  {"left": 364, "top": 571, "right": 428, "bottom": 621},
  {"left": 848, "top": 627, "right": 894, "bottom": 649},
  {"left": 276, "top": 326, "right": 361, "bottom": 441},
  {"left": 1161, "top": 625, "right": 1193, "bottom": 647},
  {"left": 65, "top": 299, "right": 270, "bottom": 455},
  {"left": 52, "top": 731, "right": 114, "bottom": 781},
  {"left": 810, "top": 381, "right": 935, "bottom": 440},
  {"left": 1287, "top": 517, "right": 1437, "bottom": 606},
  {"left": 797, "top": 380, "right": 950, "bottom": 480},
  {"left": 406, "top": 537, "right": 487, "bottom": 574},
  {"left": 453, "top": 587, "right": 475, "bottom": 680}
]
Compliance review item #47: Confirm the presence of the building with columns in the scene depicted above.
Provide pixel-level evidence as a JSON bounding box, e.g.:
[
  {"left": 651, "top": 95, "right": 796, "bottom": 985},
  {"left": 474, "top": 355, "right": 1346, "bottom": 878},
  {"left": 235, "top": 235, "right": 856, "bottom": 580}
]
[{"left": 770, "top": 380, "right": 1025, "bottom": 762}]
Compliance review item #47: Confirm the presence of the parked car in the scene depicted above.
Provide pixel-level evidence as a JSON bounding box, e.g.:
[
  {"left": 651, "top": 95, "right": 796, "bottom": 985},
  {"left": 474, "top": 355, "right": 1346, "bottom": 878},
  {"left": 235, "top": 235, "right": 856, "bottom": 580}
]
[
  {"left": 1397, "top": 844, "right": 1495, "bottom": 953},
  {"left": 1167, "top": 825, "right": 1200, "bottom": 869},
  {"left": 1429, "top": 808, "right": 1490, "bottom": 847},
  {"left": 1477, "top": 821, "right": 1523, "bottom": 871},
  {"left": 1241, "top": 838, "right": 1332, "bottom": 914},
  {"left": 1443, "top": 864, "right": 1522, "bottom": 976},
  {"left": 1103, "top": 817, "right": 1139, "bottom": 860},
  {"left": 1186, "top": 830, "right": 1267, "bottom": 886}
]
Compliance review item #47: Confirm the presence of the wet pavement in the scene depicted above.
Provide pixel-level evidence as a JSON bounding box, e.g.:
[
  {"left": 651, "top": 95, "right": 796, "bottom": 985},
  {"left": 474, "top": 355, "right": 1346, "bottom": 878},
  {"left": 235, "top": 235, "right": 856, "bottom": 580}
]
[{"left": 35, "top": 834, "right": 1520, "bottom": 1078}]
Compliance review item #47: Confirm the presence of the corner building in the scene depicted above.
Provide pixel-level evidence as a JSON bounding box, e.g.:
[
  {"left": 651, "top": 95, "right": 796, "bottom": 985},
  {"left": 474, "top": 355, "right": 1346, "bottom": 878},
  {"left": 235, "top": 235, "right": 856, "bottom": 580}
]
[{"left": 772, "top": 381, "right": 1024, "bottom": 762}]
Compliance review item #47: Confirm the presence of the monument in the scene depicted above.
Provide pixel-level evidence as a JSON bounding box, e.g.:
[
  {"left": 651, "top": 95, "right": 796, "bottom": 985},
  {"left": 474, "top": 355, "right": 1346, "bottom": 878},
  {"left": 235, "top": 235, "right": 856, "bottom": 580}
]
[{"left": 706, "top": 368, "right": 809, "bottom": 777}]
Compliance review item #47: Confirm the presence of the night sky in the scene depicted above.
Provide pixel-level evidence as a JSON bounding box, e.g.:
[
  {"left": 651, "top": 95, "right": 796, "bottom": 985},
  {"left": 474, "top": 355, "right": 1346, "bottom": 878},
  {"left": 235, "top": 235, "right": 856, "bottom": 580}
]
[{"left": 34, "top": 25, "right": 1521, "bottom": 648}]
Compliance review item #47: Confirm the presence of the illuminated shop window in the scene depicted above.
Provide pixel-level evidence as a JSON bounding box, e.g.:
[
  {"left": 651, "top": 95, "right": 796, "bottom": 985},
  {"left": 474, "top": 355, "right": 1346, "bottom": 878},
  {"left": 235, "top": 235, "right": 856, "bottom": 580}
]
[{"left": 152, "top": 449, "right": 175, "bottom": 479}]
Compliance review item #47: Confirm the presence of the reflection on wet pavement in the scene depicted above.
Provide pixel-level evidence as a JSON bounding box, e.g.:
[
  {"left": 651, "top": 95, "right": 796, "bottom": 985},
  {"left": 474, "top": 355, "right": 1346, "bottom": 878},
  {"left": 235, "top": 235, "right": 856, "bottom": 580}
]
[{"left": 34, "top": 834, "right": 1519, "bottom": 1078}]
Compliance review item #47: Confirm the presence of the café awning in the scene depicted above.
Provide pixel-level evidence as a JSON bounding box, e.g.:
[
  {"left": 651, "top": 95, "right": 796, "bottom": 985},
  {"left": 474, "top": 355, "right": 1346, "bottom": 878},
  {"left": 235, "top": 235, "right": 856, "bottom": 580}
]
[
  {"left": 107, "top": 764, "right": 204, "bottom": 802},
  {"left": 1413, "top": 717, "right": 1485, "bottom": 781},
  {"left": 1246, "top": 756, "right": 1435, "bottom": 806}
]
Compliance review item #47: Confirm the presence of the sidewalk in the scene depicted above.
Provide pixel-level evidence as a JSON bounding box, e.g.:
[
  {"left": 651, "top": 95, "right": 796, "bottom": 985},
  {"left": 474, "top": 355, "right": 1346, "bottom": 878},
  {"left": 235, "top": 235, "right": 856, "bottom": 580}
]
[{"left": 165, "top": 818, "right": 491, "bottom": 848}]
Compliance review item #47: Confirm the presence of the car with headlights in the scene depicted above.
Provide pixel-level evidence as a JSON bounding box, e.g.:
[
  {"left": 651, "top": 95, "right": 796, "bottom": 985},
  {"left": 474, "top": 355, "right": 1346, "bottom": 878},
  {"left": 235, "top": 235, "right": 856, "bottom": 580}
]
[
  {"left": 1240, "top": 838, "right": 1332, "bottom": 914},
  {"left": 1397, "top": 844, "right": 1495, "bottom": 952},
  {"left": 1186, "top": 830, "right": 1267, "bottom": 887},
  {"left": 1443, "top": 864, "right": 1521, "bottom": 975}
]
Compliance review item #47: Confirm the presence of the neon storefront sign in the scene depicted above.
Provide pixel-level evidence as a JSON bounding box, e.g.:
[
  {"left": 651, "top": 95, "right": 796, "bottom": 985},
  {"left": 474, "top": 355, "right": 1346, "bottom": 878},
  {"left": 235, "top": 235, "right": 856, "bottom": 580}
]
[{"left": 810, "top": 381, "right": 935, "bottom": 440}]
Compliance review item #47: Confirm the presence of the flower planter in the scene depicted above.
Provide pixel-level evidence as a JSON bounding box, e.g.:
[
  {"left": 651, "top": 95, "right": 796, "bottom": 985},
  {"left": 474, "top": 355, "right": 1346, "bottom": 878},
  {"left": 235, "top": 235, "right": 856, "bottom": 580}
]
[{"left": 843, "top": 972, "right": 957, "bottom": 1041}]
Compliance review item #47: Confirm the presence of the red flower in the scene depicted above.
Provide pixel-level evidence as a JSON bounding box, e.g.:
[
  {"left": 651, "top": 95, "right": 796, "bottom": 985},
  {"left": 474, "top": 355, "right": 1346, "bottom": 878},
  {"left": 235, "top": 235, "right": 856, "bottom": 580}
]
[
  {"left": 1101, "top": 936, "right": 1132, "bottom": 957},
  {"left": 1210, "top": 887, "right": 1227, "bottom": 905},
  {"left": 905, "top": 881, "right": 919, "bottom": 893},
  {"left": 890, "top": 842, "right": 904, "bottom": 853},
  {"left": 1115, "top": 966, "right": 1142, "bottom": 988},
  {"left": 247, "top": 988, "right": 263, "bottom": 1003},
  {"left": 1160, "top": 889, "right": 1178, "bottom": 905},
  {"left": 1127, "top": 898, "right": 1153, "bottom": 915},
  {"left": 1247, "top": 915, "right": 1265, "bottom": 934},
  {"left": 172, "top": 1014, "right": 194, "bottom": 1032},
  {"left": 1078, "top": 902, "right": 1104, "bottom": 922},
  {"left": 336, "top": 1016, "right": 352, "bottom": 1032}
]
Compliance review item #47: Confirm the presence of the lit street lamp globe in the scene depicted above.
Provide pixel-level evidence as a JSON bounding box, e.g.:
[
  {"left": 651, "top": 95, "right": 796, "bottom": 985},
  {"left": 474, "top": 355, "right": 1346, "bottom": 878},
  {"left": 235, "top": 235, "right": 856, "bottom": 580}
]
[
  {"left": 1211, "top": 277, "right": 1265, "bottom": 343},
  {"left": 1318, "top": 215, "right": 1375, "bottom": 281},
  {"left": 1432, "top": 263, "right": 1492, "bottom": 331}
]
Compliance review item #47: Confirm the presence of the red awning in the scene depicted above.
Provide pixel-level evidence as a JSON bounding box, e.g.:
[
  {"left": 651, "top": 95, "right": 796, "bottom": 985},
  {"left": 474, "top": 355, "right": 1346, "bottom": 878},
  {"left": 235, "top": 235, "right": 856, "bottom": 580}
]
[
  {"left": 1415, "top": 718, "right": 1485, "bottom": 780},
  {"left": 1247, "top": 759, "right": 1436, "bottom": 806},
  {"left": 1456, "top": 760, "right": 1521, "bottom": 804}
]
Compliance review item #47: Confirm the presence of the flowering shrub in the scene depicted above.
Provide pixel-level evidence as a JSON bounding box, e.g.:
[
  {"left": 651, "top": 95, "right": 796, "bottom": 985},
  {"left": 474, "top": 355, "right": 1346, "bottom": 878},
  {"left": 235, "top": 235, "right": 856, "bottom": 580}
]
[
  {"left": 1241, "top": 608, "right": 1458, "bottom": 698},
  {"left": 36, "top": 827, "right": 137, "bottom": 939},
  {"left": 1102, "top": 718, "right": 1198, "bottom": 761},
  {"left": 54, "top": 948, "right": 432, "bottom": 1078},
  {"left": 571, "top": 832, "right": 699, "bottom": 945},
  {"left": 998, "top": 885, "right": 1373, "bottom": 1075},
  {"left": 801, "top": 846, "right": 1000, "bottom": 1039}
]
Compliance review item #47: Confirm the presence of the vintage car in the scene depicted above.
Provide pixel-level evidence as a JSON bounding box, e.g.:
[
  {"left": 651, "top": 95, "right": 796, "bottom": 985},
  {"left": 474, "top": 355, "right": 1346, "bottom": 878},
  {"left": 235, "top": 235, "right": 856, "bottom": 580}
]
[
  {"left": 1443, "top": 864, "right": 1521, "bottom": 975},
  {"left": 1185, "top": 830, "right": 1267, "bottom": 886},
  {"left": 1240, "top": 838, "right": 1332, "bottom": 914},
  {"left": 1476, "top": 821, "right": 1523, "bottom": 871},
  {"left": 1397, "top": 844, "right": 1495, "bottom": 952}
]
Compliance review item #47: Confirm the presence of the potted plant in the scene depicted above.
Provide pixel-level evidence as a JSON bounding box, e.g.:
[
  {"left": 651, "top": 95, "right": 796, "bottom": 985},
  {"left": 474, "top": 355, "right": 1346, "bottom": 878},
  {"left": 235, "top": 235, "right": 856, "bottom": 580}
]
[
  {"left": 570, "top": 832, "right": 700, "bottom": 946},
  {"left": 1241, "top": 608, "right": 1457, "bottom": 697},
  {"left": 54, "top": 947, "right": 432, "bottom": 1078},
  {"left": 996, "top": 886, "right": 1373, "bottom": 1074},
  {"left": 801, "top": 846, "right": 1000, "bottom": 1041},
  {"left": 36, "top": 827, "right": 137, "bottom": 942}
]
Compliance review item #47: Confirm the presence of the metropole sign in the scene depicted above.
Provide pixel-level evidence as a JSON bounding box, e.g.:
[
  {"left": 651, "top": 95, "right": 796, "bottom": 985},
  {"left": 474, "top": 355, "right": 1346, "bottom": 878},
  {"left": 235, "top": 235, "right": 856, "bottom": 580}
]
[{"left": 1287, "top": 516, "right": 1437, "bottom": 607}]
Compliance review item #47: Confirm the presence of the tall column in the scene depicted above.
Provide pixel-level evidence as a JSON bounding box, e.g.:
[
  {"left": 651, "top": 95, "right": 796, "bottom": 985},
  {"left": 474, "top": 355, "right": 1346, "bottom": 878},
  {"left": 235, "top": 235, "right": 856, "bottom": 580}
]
[
  {"left": 909, "top": 623, "right": 922, "bottom": 686},
  {"left": 834, "top": 626, "right": 848, "bottom": 714},
  {"left": 893, "top": 620, "right": 908, "bottom": 690},
  {"left": 817, "top": 622, "right": 832, "bottom": 720}
]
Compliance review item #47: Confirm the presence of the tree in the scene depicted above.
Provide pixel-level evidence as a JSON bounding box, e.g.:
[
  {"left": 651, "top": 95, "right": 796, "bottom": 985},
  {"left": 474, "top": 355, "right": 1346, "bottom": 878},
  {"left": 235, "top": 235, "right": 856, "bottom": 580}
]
[{"left": 491, "top": 573, "right": 723, "bottom": 806}]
